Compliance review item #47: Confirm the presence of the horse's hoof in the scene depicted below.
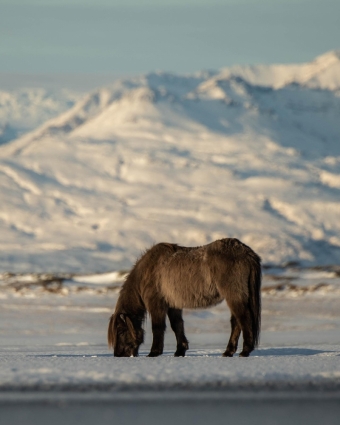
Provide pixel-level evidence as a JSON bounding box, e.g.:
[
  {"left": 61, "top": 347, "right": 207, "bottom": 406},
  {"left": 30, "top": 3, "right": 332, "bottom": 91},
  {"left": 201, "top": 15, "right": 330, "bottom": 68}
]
[
  {"left": 239, "top": 351, "right": 250, "bottom": 357},
  {"left": 222, "top": 351, "right": 234, "bottom": 357},
  {"left": 174, "top": 350, "right": 186, "bottom": 357}
]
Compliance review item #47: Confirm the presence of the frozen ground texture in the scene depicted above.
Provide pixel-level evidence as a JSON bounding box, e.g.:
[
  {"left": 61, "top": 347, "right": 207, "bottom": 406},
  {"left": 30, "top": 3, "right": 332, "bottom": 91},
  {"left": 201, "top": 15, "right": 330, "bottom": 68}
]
[{"left": 0, "top": 51, "right": 340, "bottom": 271}]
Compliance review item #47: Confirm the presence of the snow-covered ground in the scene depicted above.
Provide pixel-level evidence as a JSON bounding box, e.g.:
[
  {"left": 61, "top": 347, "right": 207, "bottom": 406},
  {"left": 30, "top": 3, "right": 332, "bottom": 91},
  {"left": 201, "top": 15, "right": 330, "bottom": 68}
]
[
  {"left": 1, "top": 267, "right": 340, "bottom": 390},
  {"left": 0, "top": 51, "right": 340, "bottom": 272},
  {"left": 1, "top": 268, "right": 340, "bottom": 423}
]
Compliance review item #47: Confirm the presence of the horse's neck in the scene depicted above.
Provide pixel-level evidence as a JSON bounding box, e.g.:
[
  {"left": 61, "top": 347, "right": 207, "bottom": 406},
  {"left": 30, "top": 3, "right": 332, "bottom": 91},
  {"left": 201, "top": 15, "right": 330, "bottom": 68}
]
[{"left": 118, "top": 283, "right": 145, "bottom": 320}]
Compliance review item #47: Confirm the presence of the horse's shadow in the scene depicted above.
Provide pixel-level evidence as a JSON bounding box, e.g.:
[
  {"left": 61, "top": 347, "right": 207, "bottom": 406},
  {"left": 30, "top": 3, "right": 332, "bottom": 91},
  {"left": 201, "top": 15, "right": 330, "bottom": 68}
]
[
  {"left": 250, "top": 348, "right": 334, "bottom": 357},
  {"left": 29, "top": 348, "right": 337, "bottom": 358},
  {"left": 184, "top": 348, "right": 336, "bottom": 357}
]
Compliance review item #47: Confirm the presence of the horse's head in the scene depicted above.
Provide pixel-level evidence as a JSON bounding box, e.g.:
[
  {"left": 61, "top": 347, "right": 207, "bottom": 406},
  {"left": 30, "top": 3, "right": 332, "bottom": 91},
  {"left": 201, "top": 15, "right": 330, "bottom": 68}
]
[{"left": 108, "top": 313, "right": 144, "bottom": 357}]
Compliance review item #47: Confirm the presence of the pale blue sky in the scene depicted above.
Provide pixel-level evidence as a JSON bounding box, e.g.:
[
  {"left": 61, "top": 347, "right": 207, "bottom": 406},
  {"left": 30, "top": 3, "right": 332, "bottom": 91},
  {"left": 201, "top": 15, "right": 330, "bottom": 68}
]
[{"left": 1, "top": 0, "right": 339, "bottom": 75}]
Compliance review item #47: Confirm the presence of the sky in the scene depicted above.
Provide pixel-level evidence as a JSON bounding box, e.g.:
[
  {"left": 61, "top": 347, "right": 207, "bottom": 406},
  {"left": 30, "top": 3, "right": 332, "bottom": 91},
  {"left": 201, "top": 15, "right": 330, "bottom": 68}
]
[{"left": 0, "top": 0, "right": 340, "bottom": 78}]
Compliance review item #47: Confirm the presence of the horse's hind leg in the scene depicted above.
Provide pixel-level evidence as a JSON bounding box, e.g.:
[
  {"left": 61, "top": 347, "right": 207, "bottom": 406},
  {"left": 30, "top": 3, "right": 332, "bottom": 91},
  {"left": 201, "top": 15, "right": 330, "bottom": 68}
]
[
  {"left": 223, "top": 314, "right": 241, "bottom": 357},
  {"left": 226, "top": 301, "right": 254, "bottom": 357},
  {"left": 167, "top": 308, "right": 189, "bottom": 357}
]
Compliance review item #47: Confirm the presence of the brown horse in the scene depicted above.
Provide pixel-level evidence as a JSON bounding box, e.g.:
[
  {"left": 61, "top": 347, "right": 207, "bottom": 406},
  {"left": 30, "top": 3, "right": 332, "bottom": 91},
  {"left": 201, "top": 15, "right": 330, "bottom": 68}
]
[{"left": 108, "top": 238, "right": 261, "bottom": 357}]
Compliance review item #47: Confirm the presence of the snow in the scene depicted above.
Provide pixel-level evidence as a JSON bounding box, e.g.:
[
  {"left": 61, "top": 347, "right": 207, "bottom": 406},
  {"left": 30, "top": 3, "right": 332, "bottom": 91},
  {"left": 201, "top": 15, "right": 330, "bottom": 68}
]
[
  {"left": 1, "top": 267, "right": 340, "bottom": 423},
  {"left": 1, "top": 348, "right": 340, "bottom": 392},
  {"left": 1, "top": 51, "right": 340, "bottom": 425},
  {"left": 1, "top": 267, "right": 340, "bottom": 391},
  {"left": 0, "top": 52, "right": 340, "bottom": 272},
  {"left": 221, "top": 50, "right": 340, "bottom": 90},
  {"left": 0, "top": 88, "right": 82, "bottom": 144},
  {"left": 0, "top": 51, "right": 340, "bottom": 393}
]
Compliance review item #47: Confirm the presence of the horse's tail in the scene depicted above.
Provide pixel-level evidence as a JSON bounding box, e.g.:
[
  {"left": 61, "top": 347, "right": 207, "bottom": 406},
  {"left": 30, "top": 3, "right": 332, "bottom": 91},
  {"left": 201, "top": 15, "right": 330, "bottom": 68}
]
[
  {"left": 247, "top": 253, "right": 262, "bottom": 347},
  {"left": 107, "top": 314, "right": 116, "bottom": 349}
]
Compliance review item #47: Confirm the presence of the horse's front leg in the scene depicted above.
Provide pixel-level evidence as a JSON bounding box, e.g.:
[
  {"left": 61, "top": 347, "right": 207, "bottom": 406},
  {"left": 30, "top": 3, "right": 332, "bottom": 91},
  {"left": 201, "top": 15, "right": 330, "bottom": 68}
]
[
  {"left": 147, "top": 305, "right": 167, "bottom": 357},
  {"left": 167, "top": 308, "right": 189, "bottom": 357}
]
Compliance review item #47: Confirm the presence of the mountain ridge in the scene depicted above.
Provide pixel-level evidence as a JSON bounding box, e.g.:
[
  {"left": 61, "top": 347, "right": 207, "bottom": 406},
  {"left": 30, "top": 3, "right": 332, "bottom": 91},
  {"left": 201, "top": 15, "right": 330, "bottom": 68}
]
[{"left": 0, "top": 52, "right": 339, "bottom": 272}]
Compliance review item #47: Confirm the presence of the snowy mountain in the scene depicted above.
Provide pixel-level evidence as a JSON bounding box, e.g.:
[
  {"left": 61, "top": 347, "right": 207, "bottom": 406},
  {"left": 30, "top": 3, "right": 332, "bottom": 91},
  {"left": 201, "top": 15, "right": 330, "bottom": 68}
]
[
  {"left": 222, "top": 50, "right": 340, "bottom": 90},
  {"left": 0, "top": 52, "right": 339, "bottom": 272},
  {"left": 0, "top": 88, "right": 82, "bottom": 144}
]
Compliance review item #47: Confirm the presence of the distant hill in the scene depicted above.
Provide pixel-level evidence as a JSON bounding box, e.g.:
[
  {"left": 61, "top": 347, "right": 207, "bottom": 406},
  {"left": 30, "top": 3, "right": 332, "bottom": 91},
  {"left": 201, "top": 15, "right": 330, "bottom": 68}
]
[
  {"left": 0, "top": 52, "right": 339, "bottom": 272},
  {"left": 0, "top": 88, "right": 82, "bottom": 145}
]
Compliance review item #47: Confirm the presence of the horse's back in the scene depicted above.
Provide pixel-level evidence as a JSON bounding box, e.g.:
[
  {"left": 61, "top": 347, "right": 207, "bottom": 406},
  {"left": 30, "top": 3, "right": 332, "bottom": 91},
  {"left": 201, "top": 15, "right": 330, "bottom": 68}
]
[
  {"left": 155, "top": 244, "right": 224, "bottom": 309},
  {"left": 137, "top": 239, "right": 260, "bottom": 310}
]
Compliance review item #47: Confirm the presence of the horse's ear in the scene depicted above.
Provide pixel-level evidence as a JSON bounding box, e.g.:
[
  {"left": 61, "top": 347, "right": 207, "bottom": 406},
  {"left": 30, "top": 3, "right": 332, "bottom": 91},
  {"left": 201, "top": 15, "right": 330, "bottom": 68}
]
[{"left": 125, "top": 316, "right": 136, "bottom": 341}]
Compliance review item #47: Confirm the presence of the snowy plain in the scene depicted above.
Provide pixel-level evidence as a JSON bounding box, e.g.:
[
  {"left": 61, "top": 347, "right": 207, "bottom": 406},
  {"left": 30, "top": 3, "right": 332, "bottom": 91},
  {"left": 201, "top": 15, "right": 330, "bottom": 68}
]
[
  {"left": 1, "top": 267, "right": 340, "bottom": 424},
  {"left": 1, "top": 52, "right": 340, "bottom": 424},
  {"left": 1, "top": 267, "right": 340, "bottom": 391}
]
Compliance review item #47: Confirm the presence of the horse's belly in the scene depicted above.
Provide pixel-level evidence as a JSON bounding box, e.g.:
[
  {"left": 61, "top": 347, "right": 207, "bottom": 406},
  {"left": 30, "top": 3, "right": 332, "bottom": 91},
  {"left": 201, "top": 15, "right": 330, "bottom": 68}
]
[{"left": 161, "top": 279, "right": 224, "bottom": 310}]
